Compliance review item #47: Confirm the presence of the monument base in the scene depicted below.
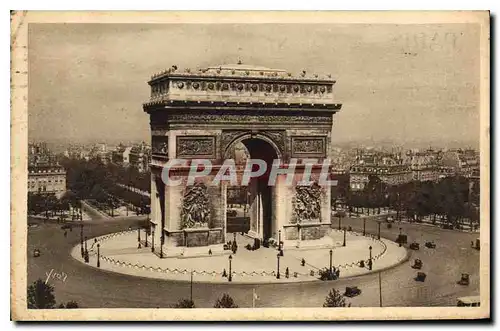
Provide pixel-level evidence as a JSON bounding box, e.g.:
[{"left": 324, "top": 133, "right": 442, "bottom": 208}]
[{"left": 164, "top": 227, "right": 224, "bottom": 247}]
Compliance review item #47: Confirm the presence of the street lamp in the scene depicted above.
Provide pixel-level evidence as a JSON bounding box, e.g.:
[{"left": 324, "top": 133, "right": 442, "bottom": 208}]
[
  {"left": 137, "top": 227, "right": 142, "bottom": 249},
  {"left": 84, "top": 236, "right": 88, "bottom": 263},
  {"left": 369, "top": 246, "right": 373, "bottom": 270},
  {"left": 228, "top": 255, "right": 233, "bottom": 282},
  {"left": 151, "top": 228, "right": 155, "bottom": 253},
  {"left": 363, "top": 219, "right": 366, "bottom": 236},
  {"left": 377, "top": 221, "right": 381, "bottom": 240},
  {"left": 329, "top": 249, "right": 333, "bottom": 273},
  {"left": 343, "top": 227, "right": 347, "bottom": 247},
  {"left": 80, "top": 223, "right": 84, "bottom": 257},
  {"left": 160, "top": 234, "right": 164, "bottom": 258},
  {"left": 276, "top": 253, "right": 281, "bottom": 279},
  {"left": 97, "top": 243, "right": 100, "bottom": 268}
]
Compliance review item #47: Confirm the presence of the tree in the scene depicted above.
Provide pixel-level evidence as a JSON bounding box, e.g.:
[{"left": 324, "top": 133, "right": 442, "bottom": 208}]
[
  {"left": 27, "top": 279, "right": 56, "bottom": 309},
  {"left": 213, "top": 294, "right": 238, "bottom": 308},
  {"left": 172, "top": 299, "right": 195, "bottom": 308},
  {"left": 65, "top": 301, "right": 79, "bottom": 308},
  {"left": 323, "top": 288, "right": 350, "bottom": 307}
]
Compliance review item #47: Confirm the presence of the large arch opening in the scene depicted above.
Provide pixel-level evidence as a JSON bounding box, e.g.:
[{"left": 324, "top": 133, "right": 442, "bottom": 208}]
[{"left": 224, "top": 134, "right": 281, "bottom": 242}]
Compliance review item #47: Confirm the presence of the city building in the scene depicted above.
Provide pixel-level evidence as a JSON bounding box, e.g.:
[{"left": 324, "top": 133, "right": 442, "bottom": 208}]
[
  {"left": 349, "top": 150, "right": 412, "bottom": 190},
  {"left": 441, "top": 148, "right": 480, "bottom": 178},
  {"left": 129, "top": 142, "right": 151, "bottom": 173},
  {"left": 405, "top": 148, "right": 443, "bottom": 182},
  {"left": 28, "top": 165, "right": 67, "bottom": 195}
]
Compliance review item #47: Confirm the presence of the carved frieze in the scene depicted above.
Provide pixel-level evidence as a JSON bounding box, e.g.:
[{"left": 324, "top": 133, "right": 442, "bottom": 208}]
[
  {"left": 151, "top": 136, "right": 168, "bottom": 156},
  {"left": 292, "top": 182, "right": 322, "bottom": 224},
  {"left": 180, "top": 183, "right": 211, "bottom": 229},
  {"left": 176, "top": 136, "right": 216, "bottom": 159},
  {"left": 167, "top": 114, "right": 333, "bottom": 125},
  {"left": 291, "top": 136, "right": 326, "bottom": 157}
]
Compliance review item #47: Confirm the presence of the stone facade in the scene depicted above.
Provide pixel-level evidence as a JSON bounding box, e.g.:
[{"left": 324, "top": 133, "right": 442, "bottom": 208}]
[{"left": 144, "top": 63, "right": 342, "bottom": 249}]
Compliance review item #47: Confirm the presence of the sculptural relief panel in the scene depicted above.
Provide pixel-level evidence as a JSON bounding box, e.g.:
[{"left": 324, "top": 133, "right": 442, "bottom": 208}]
[
  {"left": 291, "top": 182, "right": 322, "bottom": 224},
  {"left": 291, "top": 136, "right": 326, "bottom": 158},
  {"left": 176, "top": 136, "right": 216, "bottom": 159}
]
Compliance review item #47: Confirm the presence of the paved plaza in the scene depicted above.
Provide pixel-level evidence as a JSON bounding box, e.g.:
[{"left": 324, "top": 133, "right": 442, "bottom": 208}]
[{"left": 72, "top": 228, "right": 407, "bottom": 284}]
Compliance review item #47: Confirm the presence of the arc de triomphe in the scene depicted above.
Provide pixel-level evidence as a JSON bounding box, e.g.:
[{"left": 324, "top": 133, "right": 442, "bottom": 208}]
[{"left": 143, "top": 63, "right": 342, "bottom": 254}]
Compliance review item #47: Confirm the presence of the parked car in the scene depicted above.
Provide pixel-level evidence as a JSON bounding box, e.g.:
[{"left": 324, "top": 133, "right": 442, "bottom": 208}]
[
  {"left": 386, "top": 216, "right": 394, "bottom": 223},
  {"left": 415, "top": 272, "right": 427, "bottom": 282},
  {"left": 33, "top": 248, "right": 41, "bottom": 258},
  {"left": 411, "top": 259, "right": 423, "bottom": 269},
  {"left": 409, "top": 242, "right": 420, "bottom": 250},
  {"left": 344, "top": 286, "right": 362, "bottom": 297},
  {"left": 457, "top": 273, "right": 470, "bottom": 286},
  {"left": 425, "top": 241, "right": 436, "bottom": 249}
]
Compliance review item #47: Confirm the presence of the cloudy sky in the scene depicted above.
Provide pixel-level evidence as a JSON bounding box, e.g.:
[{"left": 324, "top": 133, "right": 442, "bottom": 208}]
[{"left": 28, "top": 23, "right": 480, "bottom": 147}]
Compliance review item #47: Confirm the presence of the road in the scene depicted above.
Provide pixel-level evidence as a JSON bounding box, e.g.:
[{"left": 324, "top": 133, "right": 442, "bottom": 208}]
[{"left": 27, "top": 216, "right": 479, "bottom": 308}]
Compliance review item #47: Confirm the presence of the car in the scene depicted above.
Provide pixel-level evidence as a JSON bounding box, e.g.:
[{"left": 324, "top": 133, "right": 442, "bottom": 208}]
[
  {"left": 344, "top": 286, "right": 362, "bottom": 297},
  {"left": 386, "top": 216, "right": 394, "bottom": 223},
  {"left": 33, "top": 249, "right": 41, "bottom": 257},
  {"left": 415, "top": 272, "right": 427, "bottom": 282},
  {"left": 425, "top": 241, "right": 436, "bottom": 249},
  {"left": 409, "top": 242, "right": 420, "bottom": 250},
  {"left": 457, "top": 273, "right": 470, "bottom": 286},
  {"left": 411, "top": 259, "right": 423, "bottom": 269}
]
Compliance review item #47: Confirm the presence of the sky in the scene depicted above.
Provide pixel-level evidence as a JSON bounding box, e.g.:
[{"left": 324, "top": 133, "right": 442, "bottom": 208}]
[{"left": 28, "top": 23, "right": 480, "bottom": 148}]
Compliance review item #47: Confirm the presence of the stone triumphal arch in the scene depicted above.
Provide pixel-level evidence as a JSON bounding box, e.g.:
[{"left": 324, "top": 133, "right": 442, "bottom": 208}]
[{"left": 143, "top": 63, "right": 342, "bottom": 254}]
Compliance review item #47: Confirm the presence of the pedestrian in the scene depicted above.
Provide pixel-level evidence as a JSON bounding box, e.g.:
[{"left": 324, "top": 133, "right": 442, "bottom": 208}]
[
  {"left": 64, "top": 231, "right": 67, "bottom": 238},
  {"left": 285, "top": 267, "right": 289, "bottom": 278}
]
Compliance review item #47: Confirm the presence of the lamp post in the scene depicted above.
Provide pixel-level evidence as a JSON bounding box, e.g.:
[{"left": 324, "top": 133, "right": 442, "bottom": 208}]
[
  {"left": 145, "top": 228, "right": 149, "bottom": 247},
  {"left": 343, "top": 227, "right": 347, "bottom": 247},
  {"left": 369, "top": 245, "right": 373, "bottom": 270},
  {"left": 228, "top": 255, "right": 233, "bottom": 282},
  {"left": 160, "top": 235, "right": 164, "bottom": 258},
  {"left": 233, "top": 232, "right": 237, "bottom": 243},
  {"left": 398, "top": 227, "right": 402, "bottom": 247},
  {"left": 276, "top": 253, "right": 281, "bottom": 279},
  {"left": 84, "top": 236, "right": 88, "bottom": 263},
  {"left": 137, "top": 227, "right": 141, "bottom": 249},
  {"left": 97, "top": 243, "right": 100, "bottom": 268},
  {"left": 151, "top": 228, "right": 155, "bottom": 253},
  {"left": 329, "top": 249, "right": 333, "bottom": 273},
  {"left": 377, "top": 221, "right": 381, "bottom": 240},
  {"left": 80, "top": 223, "right": 84, "bottom": 257},
  {"left": 363, "top": 218, "right": 366, "bottom": 236}
]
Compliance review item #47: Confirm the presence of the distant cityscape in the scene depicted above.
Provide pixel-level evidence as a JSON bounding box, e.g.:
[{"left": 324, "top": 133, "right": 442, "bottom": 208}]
[{"left": 28, "top": 140, "right": 480, "bottom": 197}]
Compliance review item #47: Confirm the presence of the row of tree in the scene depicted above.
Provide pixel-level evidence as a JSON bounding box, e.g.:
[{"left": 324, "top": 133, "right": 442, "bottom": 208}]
[
  {"left": 332, "top": 174, "right": 480, "bottom": 227},
  {"left": 59, "top": 157, "right": 150, "bottom": 214}
]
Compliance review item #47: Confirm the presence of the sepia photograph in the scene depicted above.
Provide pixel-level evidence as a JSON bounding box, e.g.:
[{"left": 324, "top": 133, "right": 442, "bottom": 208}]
[{"left": 10, "top": 11, "right": 490, "bottom": 321}]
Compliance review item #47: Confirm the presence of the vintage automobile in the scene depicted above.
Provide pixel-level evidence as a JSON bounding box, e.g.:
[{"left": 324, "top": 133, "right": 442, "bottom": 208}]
[
  {"left": 33, "top": 248, "right": 41, "bottom": 258},
  {"left": 344, "top": 286, "right": 362, "bottom": 297},
  {"left": 425, "top": 241, "right": 436, "bottom": 249},
  {"left": 415, "top": 272, "right": 427, "bottom": 282},
  {"left": 386, "top": 216, "right": 394, "bottom": 223},
  {"left": 457, "top": 273, "right": 470, "bottom": 286},
  {"left": 411, "top": 259, "right": 423, "bottom": 269},
  {"left": 409, "top": 242, "right": 420, "bottom": 250}
]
